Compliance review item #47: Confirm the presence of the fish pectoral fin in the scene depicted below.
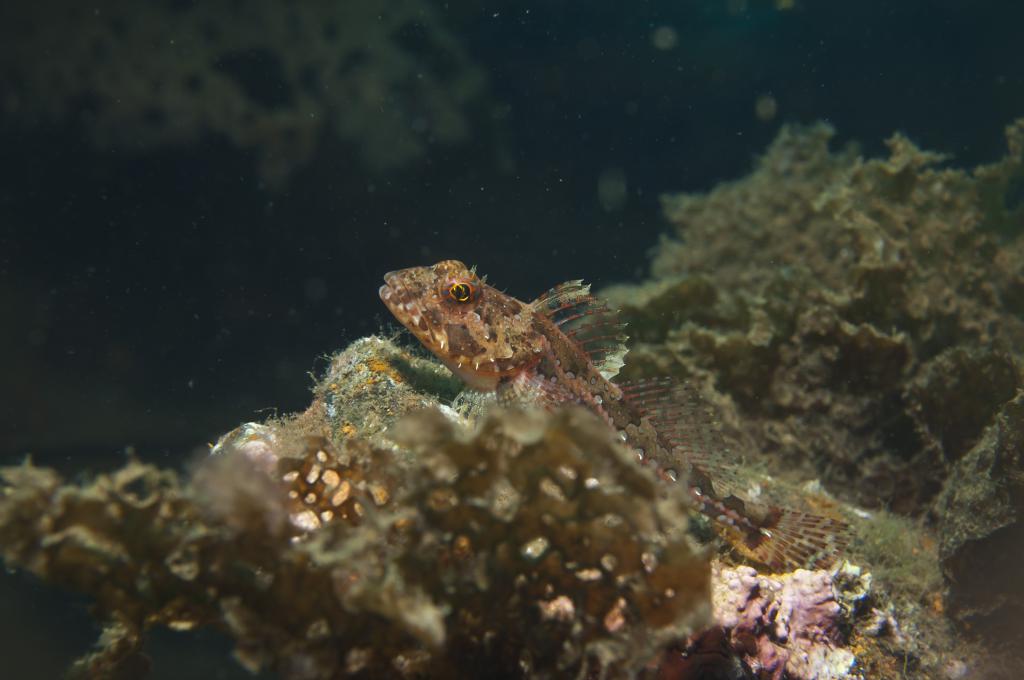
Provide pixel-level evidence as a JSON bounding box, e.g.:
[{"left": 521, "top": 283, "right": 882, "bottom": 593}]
[{"left": 497, "top": 371, "right": 576, "bottom": 411}]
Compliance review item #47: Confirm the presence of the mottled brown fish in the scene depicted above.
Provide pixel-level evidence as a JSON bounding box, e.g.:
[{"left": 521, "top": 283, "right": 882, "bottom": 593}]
[{"left": 379, "top": 260, "right": 850, "bottom": 570}]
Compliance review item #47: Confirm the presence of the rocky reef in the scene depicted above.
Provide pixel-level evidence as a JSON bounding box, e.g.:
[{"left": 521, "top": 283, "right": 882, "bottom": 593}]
[
  {"left": 3, "top": 119, "right": 1023, "bottom": 678},
  {"left": 708, "top": 563, "right": 867, "bottom": 680},
  {"left": 2, "top": 336, "right": 880, "bottom": 679},
  {"left": 0, "top": 0, "right": 485, "bottom": 184},
  {"left": 603, "top": 118, "right": 1024, "bottom": 675},
  {"left": 0, "top": 337, "right": 712, "bottom": 679},
  {"left": 606, "top": 120, "right": 1022, "bottom": 515}
]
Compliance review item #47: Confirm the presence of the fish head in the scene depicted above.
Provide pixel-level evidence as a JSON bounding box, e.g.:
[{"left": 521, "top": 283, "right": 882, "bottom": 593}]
[{"left": 379, "top": 260, "right": 541, "bottom": 390}]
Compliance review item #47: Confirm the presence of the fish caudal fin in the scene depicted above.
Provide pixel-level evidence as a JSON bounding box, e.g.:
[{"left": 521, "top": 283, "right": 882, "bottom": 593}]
[
  {"left": 618, "top": 377, "right": 852, "bottom": 572},
  {"left": 739, "top": 508, "right": 852, "bottom": 572}
]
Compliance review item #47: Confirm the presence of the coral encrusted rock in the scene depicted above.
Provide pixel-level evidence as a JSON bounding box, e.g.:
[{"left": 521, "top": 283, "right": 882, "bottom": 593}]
[
  {"left": 0, "top": 342, "right": 713, "bottom": 678},
  {"left": 601, "top": 118, "right": 1024, "bottom": 678},
  {"left": 604, "top": 119, "right": 1024, "bottom": 516},
  {"left": 933, "top": 391, "right": 1024, "bottom": 648},
  {"left": 0, "top": 0, "right": 486, "bottom": 183}
]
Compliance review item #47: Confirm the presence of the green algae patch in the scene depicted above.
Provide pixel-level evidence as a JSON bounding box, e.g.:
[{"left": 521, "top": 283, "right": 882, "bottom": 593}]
[{"left": 851, "top": 511, "right": 942, "bottom": 607}]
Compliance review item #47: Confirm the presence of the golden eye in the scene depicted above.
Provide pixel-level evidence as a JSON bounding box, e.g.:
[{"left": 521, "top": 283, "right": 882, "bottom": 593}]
[{"left": 448, "top": 281, "right": 475, "bottom": 303}]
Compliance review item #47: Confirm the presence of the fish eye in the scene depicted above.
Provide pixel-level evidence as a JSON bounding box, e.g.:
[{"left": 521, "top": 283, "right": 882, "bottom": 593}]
[{"left": 447, "top": 281, "right": 476, "bottom": 303}]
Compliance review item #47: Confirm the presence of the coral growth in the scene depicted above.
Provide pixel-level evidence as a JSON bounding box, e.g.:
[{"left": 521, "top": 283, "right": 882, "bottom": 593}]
[
  {"left": 1, "top": 338, "right": 715, "bottom": 678},
  {"left": 933, "top": 392, "right": 1024, "bottom": 647},
  {"left": 5, "top": 116, "right": 1024, "bottom": 677},
  {"left": 713, "top": 563, "right": 867, "bottom": 680},
  {"left": 0, "top": 336, "right": 892, "bottom": 678},
  {"left": 602, "top": 118, "right": 1024, "bottom": 677},
  {"left": 0, "top": 0, "right": 485, "bottom": 183},
  {"left": 605, "top": 120, "right": 1024, "bottom": 516}
]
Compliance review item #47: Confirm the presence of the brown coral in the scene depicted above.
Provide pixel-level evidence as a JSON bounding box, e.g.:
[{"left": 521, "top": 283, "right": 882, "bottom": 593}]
[
  {"left": 0, "top": 0, "right": 485, "bottom": 184},
  {"left": 605, "top": 119, "right": 1024, "bottom": 514},
  {"left": 1, "top": 383, "right": 712, "bottom": 678},
  {"left": 602, "top": 118, "right": 1024, "bottom": 677}
]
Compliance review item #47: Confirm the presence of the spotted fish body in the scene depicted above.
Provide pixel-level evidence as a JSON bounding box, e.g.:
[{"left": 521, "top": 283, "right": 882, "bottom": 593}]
[{"left": 379, "top": 260, "right": 849, "bottom": 570}]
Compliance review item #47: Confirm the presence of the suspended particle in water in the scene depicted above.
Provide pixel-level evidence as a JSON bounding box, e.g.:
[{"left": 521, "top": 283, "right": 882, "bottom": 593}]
[
  {"left": 537, "top": 595, "right": 575, "bottom": 622},
  {"left": 651, "top": 26, "right": 678, "bottom": 51},
  {"left": 597, "top": 167, "right": 628, "bottom": 212},
  {"left": 727, "top": 0, "right": 749, "bottom": 15},
  {"left": 755, "top": 94, "right": 778, "bottom": 121}
]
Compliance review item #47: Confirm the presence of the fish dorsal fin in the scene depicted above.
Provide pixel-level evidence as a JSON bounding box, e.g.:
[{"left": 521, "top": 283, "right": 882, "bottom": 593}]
[
  {"left": 618, "top": 378, "right": 749, "bottom": 498},
  {"left": 533, "top": 280, "right": 629, "bottom": 380}
]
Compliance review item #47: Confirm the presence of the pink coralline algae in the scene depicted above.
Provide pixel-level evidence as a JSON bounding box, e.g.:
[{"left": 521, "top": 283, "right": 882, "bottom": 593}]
[{"left": 706, "top": 563, "right": 860, "bottom": 680}]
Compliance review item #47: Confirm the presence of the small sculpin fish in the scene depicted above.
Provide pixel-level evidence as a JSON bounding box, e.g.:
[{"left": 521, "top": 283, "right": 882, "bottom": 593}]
[{"left": 379, "top": 260, "right": 850, "bottom": 570}]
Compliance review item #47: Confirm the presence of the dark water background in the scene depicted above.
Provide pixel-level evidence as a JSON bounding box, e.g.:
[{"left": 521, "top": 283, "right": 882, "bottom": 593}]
[{"left": 0, "top": 0, "right": 1020, "bottom": 676}]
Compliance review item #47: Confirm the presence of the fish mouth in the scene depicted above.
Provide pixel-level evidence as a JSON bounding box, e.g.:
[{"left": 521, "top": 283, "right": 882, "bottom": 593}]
[
  {"left": 379, "top": 270, "right": 435, "bottom": 339},
  {"left": 378, "top": 271, "right": 406, "bottom": 320}
]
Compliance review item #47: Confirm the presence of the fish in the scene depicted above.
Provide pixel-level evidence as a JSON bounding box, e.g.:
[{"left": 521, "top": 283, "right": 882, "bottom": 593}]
[{"left": 379, "top": 259, "right": 850, "bottom": 571}]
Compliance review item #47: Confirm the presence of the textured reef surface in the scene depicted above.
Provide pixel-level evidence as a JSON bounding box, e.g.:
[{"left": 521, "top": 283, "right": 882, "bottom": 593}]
[
  {"left": 3, "top": 121, "right": 1023, "bottom": 678},
  {"left": 603, "top": 118, "right": 1024, "bottom": 675},
  {"left": 0, "top": 0, "right": 484, "bottom": 184},
  {"left": 2, "top": 338, "right": 715, "bottom": 679}
]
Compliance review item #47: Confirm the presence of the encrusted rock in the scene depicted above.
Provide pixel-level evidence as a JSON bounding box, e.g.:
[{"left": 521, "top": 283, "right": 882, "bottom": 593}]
[
  {"left": 710, "top": 563, "right": 862, "bottom": 680},
  {"left": 1, "top": 362, "right": 713, "bottom": 678},
  {"left": 933, "top": 391, "right": 1024, "bottom": 647},
  {"left": 0, "top": 0, "right": 486, "bottom": 184}
]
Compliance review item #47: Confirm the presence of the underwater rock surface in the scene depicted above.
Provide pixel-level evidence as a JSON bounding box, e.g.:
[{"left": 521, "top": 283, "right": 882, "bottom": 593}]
[
  {"left": 605, "top": 120, "right": 1023, "bottom": 515},
  {"left": 0, "top": 0, "right": 485, "bottom": 184},
  {"left": 602, "top": 119, "right": 1024, "bottom": 677},
  {"left": 709, "top": 563, "right": 866, "bottom": 680},
  {"left": 4, "top": 119, "right": 1024, "bottom": 678},
  {"left": 0, "top": 336, "right": 881, "bottom": 679},
  {"left": 934, "top": 391, "right": 1024, "bottom": 648},
  {"left": 1, "top": 337, "right": 715, "bottom": 679}
]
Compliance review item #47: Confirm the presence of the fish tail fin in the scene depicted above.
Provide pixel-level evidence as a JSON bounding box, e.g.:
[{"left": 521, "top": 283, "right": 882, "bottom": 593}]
[{"left": 741, "top": 507, "right": 852, "bottom": 572}]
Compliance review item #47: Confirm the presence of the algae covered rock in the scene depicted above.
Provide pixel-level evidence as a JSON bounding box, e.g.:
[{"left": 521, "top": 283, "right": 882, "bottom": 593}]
[
  {"left": 5, "top": 112, "right": 1024, "bottom": 677},
  {"left": 708, "top": 563, "right": 867, "bottom": 680},
  {"left": 933, "top": 391, "right": 1024, "bottom": 647},
  {"left": 605, "top": 118, "right": 1024, "bottom": 516},
  {"left": 0, "top": 337, "right": 712, "bottom": 679},
  {"left": 601, "top": 118, "right": 1024, "bottom": 677},
  {"left": 0, "top": 0, "right": 486, "bottom": 184}
]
